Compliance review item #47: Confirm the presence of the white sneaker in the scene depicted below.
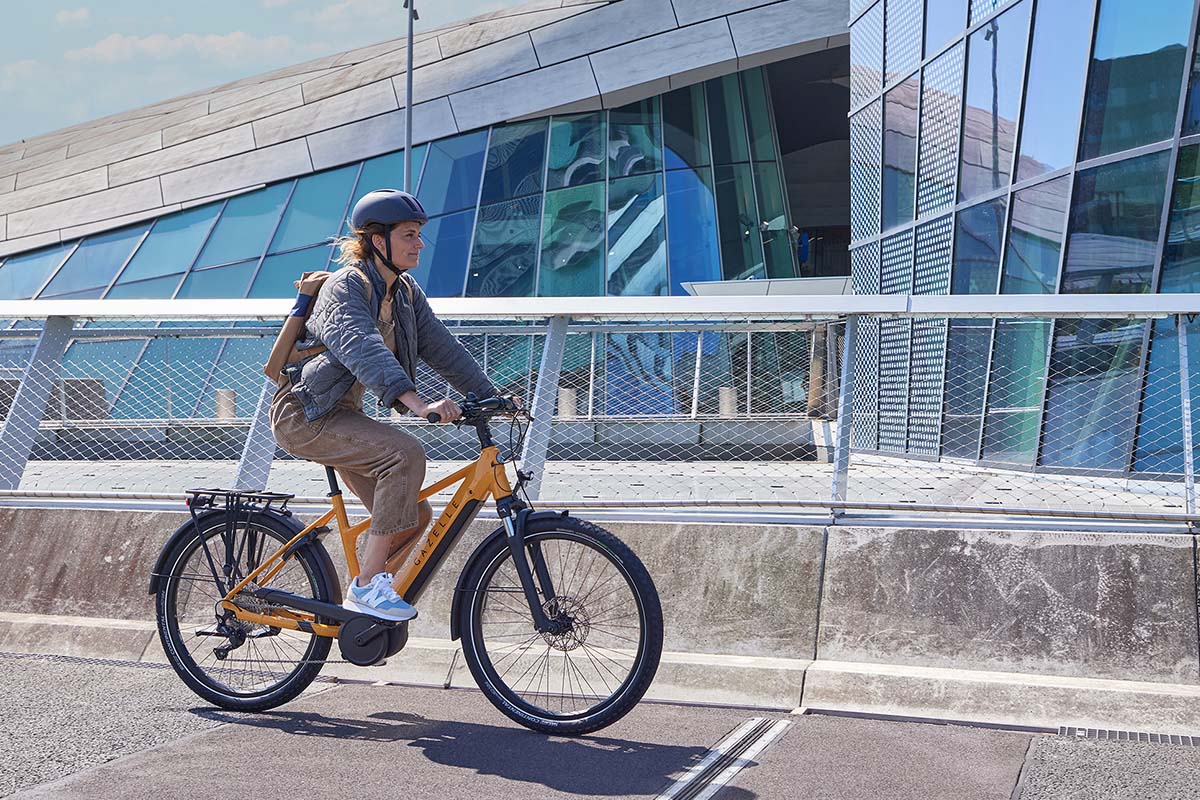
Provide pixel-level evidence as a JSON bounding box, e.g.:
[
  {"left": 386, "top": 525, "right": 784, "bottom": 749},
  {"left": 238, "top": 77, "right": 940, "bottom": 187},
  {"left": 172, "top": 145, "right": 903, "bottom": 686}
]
[{"left": 342, "top": 572, "right": 418, "bottom": 622}]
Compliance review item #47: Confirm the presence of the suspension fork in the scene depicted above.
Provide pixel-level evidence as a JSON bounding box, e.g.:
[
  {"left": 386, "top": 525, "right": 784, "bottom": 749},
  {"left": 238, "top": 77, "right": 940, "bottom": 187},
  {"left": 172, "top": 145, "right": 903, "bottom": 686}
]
[{"left": 496, "top": 497, "right": 561, "bottom": 634}]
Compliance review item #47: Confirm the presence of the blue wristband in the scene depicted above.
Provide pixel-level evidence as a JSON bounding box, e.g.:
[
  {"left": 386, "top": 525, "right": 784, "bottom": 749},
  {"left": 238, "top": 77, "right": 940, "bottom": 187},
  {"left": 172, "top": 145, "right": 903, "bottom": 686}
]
[{"left": 289, "top": 293, "right": 314, "bottom": 318}]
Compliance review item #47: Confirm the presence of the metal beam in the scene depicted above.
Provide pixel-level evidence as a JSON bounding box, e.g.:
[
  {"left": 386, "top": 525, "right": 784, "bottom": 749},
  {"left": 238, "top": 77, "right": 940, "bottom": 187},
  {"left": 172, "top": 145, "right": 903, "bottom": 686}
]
[
  {"left": 519, "top": 315, "right": 569, "bottom": 500},
  {"left": 235, "top": 377, "right": 279, "bottom": 491},
  {"left": 0, "top": 316, "right": 74, "bottom": 489}
]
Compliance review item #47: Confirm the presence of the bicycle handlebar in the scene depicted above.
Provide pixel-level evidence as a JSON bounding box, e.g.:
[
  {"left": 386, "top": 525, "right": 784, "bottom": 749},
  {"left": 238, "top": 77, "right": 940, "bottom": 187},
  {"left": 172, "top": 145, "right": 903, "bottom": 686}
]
[{"left": 424, "top": 395, "right": 522, "bottom": 424}]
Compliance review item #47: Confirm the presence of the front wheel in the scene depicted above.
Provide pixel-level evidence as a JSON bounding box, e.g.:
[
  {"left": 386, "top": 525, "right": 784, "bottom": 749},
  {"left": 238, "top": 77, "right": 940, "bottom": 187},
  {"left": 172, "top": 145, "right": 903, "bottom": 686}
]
[{"left": 457, "top": 516, "right": 663, "bottom": 735}]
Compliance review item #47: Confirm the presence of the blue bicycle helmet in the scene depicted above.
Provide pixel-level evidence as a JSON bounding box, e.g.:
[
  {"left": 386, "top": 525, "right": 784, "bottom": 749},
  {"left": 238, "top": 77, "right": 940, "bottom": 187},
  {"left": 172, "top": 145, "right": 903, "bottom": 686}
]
[{"left": 349, "top": 189, "right": 428, "bottom": 275}]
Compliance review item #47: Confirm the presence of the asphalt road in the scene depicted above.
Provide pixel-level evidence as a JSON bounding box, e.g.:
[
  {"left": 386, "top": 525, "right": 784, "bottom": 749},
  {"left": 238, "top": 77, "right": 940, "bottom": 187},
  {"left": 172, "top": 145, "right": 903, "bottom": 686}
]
[{"left": 5, "top": 653, "right": 1200, "bottom": 800}]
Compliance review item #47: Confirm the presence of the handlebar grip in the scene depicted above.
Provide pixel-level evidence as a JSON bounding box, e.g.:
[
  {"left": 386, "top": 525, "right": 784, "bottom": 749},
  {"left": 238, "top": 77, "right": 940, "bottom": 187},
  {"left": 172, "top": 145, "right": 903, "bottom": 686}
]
[{"left": 426, "top": 412, "right": 442, "bottom": 424}]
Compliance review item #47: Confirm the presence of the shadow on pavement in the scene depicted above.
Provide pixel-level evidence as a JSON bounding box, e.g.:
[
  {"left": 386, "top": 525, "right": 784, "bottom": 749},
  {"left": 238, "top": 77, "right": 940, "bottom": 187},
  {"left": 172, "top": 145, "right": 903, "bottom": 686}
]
[{"left": 193, "top": 707, "right": 757, "bottom": 798}]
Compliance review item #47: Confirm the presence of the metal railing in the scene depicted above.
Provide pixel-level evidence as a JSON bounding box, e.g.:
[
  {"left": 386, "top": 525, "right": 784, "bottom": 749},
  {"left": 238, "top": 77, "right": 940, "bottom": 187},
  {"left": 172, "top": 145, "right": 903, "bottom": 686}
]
[{"left": 0, "top": 294, "right": 1196, "bottom": 523}]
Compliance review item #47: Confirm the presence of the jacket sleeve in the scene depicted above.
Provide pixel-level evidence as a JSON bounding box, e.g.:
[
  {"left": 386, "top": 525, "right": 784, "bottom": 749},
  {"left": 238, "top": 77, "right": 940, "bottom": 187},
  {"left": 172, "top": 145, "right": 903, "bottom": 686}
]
[
  {"left": 313, "top": 271, "right": 417, "bottom": 408},
  {"left": 410, "top": 280, "right": 499, "bottom": 399}
]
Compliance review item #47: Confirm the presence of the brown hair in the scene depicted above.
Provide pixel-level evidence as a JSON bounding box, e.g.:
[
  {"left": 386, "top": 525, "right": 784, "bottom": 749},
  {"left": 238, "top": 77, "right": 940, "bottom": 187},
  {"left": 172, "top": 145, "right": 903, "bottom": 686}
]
[{"left": 332, "top": 223, "right": 387, "bottom": 267}]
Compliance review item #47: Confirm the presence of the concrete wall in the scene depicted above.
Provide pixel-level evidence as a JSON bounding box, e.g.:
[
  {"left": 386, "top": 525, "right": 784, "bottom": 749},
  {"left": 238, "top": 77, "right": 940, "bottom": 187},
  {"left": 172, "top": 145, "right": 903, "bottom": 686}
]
[{"left": 4, "top": 508, "right": 1200, "bottom": 731}]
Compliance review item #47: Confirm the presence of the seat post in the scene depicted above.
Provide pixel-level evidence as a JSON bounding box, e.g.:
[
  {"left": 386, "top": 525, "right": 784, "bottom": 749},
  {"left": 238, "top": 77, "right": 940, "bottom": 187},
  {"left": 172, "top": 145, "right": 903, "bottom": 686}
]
[{"left": 325, "top": 466, "right": 341, "bottom": 496}]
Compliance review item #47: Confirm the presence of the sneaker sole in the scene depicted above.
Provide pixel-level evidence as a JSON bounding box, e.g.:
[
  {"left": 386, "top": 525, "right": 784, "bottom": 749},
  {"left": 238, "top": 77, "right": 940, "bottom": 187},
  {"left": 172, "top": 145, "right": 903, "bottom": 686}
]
[{"left": 341, "top": 597, "right": 418, "bottom": 623}]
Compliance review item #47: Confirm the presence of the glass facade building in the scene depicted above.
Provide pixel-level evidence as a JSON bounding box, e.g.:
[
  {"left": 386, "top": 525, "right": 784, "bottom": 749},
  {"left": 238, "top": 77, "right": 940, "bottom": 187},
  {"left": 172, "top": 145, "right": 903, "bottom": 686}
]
[{"left": 849, "top": 0, "right": 1200, "bottom": 473}]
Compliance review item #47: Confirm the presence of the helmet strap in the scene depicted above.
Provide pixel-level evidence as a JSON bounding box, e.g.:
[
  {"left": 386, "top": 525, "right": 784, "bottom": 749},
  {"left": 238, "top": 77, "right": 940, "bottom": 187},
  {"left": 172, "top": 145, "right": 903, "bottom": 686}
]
[{"left": 367, "top": 227, "right": 403, "bottom": 278}]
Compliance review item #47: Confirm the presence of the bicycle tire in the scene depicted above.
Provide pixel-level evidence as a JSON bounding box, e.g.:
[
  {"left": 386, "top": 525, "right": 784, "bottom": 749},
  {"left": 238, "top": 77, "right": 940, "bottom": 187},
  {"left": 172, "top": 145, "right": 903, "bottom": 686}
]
[
  {"left": 457, "top": 516, "right": 663, "bottom": 735},
  {"left": 154, "top": 512, "right": 334, "bottom": 711}
]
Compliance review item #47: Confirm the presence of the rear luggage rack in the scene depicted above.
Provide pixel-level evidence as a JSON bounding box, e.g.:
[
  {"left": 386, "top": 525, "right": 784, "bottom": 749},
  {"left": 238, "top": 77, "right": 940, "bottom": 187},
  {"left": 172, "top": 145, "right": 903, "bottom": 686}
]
[{"left": 186, "top": 487, "right": 295, "bottom": 515}]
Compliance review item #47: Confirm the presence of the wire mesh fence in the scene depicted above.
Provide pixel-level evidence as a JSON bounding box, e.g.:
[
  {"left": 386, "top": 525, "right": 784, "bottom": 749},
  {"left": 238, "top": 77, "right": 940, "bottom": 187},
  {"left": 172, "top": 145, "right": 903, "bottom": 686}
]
[{"left": 0, "top": 303, "right": 1195, "bottom": 522}]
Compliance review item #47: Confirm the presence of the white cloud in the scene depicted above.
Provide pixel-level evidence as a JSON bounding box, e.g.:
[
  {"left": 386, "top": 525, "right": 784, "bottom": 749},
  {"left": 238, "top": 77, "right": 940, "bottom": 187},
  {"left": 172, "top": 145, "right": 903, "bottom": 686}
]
[
  {"left": 0, "top": 60, "right": 39, "bottom": 92},
  {"left": 295, "top": 0, "right": 399, "bottom": 29},
  {"left": 65, "top": 32, "right": 302, "bottom": 65},
  {"left": 261, "top": 0, "right": 296, "bottom": 6},
  {"left": 55, "top": 7, "right": 90, "bottom": 24}
]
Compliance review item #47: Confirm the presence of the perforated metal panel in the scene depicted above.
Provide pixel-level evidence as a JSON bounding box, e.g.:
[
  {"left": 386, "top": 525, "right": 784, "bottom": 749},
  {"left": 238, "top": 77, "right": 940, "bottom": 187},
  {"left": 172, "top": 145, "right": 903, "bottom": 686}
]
[
  {"left": 880, "top": 229, "right": 914, "bottom": 295},
  {"left": 917, "top": 42, "right": 965, "bottom": 217},
  {"left": 851, "top": 2, "right": 885, "bottom": 109},
  {"left": 852, "top": 240, "right": 882, "bottom": 294},
  {"left": 877, "top": 232, "right": 914, "bottom": 452},
  {"left": 913, "top": 214, "right": 953, "bottom": 296},
  {"left": 885, "top": 0, "right": 923, "bottom": 85},
  {"left": 851, "top": 242, "right": 881, "bottom": 451},
  {"left": 851, "top": 101, "right": 884, "bottom": 242},
  {"left": 852, "top": 0, "right": 880, "bottom": 20},
  {"left": 907, "top": 318, "right": 949, "bottom": 454},
  {"left": 970, "top": 0, "right": 1019, "bottom": 26}
]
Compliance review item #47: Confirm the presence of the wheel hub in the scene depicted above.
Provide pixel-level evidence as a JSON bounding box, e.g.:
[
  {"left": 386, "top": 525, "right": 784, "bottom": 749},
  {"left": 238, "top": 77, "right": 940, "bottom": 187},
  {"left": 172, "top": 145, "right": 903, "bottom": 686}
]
[{"left": 540, "top": 596, "right": 590, "bottom": 651}]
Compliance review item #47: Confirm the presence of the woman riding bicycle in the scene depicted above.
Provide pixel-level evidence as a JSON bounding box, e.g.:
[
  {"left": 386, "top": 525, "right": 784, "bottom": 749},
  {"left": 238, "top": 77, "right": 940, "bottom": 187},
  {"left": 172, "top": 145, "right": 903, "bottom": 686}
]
[{"left": 269, "top": 188, "right": 502, "bottom": 624}]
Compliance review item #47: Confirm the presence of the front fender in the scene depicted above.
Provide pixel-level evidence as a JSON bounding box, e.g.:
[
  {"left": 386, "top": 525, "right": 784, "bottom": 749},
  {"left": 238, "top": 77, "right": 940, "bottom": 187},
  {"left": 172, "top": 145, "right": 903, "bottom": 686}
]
[{"left": 448, "top": 509, "right": 568, "bottom": 641}]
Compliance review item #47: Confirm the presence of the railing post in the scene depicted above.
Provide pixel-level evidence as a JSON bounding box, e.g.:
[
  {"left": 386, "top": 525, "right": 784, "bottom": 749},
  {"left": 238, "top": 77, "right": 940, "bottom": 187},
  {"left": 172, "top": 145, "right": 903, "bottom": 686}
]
[
  {"left": 235, "top": 376, "right": 278, "bottom": 490},
  {"left": 830, "top": 315, "right": 859, "bottom": 509},
  {"left": 1178, "top": 314, "right": 1195, "bottom": 518},
  {"left": 0, "top": 316, "right": 74, "bottom": 489},
  {"left": 520, "top": 315, "right": 569, "bottom": 500}
]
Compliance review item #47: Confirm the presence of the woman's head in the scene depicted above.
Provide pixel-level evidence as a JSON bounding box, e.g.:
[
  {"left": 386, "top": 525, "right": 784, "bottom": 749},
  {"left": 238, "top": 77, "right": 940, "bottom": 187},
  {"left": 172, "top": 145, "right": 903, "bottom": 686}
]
[{"left": 333, "top": 189, "right": 428, "bottom": 272}]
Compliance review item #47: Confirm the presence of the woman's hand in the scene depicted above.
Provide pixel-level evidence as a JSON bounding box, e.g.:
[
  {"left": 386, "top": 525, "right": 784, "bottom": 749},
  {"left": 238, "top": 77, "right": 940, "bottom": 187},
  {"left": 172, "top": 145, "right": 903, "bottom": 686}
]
[{"left": 425, "top": 398, "right": 462, "bottom": 423}]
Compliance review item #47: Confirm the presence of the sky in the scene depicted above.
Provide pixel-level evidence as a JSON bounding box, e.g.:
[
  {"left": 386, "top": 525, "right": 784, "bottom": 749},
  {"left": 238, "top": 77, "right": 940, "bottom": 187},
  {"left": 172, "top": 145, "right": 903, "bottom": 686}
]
[{"left": 0, "top": 0, "right": 517, "bottom": 146}]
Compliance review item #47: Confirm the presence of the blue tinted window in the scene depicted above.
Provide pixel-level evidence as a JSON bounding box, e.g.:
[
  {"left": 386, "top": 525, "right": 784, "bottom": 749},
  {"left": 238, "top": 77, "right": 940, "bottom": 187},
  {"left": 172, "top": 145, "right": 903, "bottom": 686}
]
[
  {"left": 40, "top": 224, "right": 148, "bottom": 297},
  {"left": 754, "top": 162, "right": 795, "bottom": 279},
  {"left": 118, "top": 204, "right": 220, "bottom": 284},
  {"left": 479, "top": 120, "right": 547, "bottom": 205},
  {"left": 64, "top": 339, "right": 145, "bottom": 418},
  {"left": 547, "top": 113, "right": 605, "bottom": 189},
  {"left": 663, "top": 85, "right": 710, "bottom": 171},
  {"left": 104, "top": 273, "right": 185, "bottom": 299},
  {"left": 925, "top": 0, "right": 967, "bottom": 57},
  {"left": 707, "top": 75, "right": 749, "bottom": 165},
  {"left": 357, "top": 147, "right": 426, "bottom": 197},
  {"left": 418, "top": 132, "right": 488, "bottom": 217},
  {"left": 609, "top": 97, "right": 662, "bottom": 178},
  {"left": 0, "top": 243, "right": 72, "bottom": 299},
  {"left": 250, "top": 245, "right": 331, "bottom": 298},
  {"left": 883, "top": 76, "right": 919, "bottom": 229},
  {"left": 1062, "top": 150, "right": 1169, "bottom": 294},
  {"left": 714, "top": 163, "right": 765, "bottom": 280},
  {"left": 1133, "top": 318, "right": 1197, "bottom": 473},
  {"left": 953, "top": 198, "right": 1007, "bottom": 294},
  {"left": 270, "top": 165, "right": 357, "bottom": 253},
  {"left": 958, "top": 0, "right": 1032, "bottom": 202},
  {"left": 113, "top": 337, "right": 225, "bottom": 420},
  {"left": 198, "top": 338, "right": 272, "bottom": 418},
  {"left": 1015, "top": 0, "right": 1093, "bottom": 181},
  {"left": 981, "top": 319, "right": 1050, "bottom": 465},
  {"left": 1080, "top": 0, "right": 1191, "bottom": 159},
  {"left": 410, "top": 210, "right": 474, "bottom": 297},
  {"left": 666, "top": 168, "right": 721, "bottom": 294},
  {"left": 1001, "top": 175, "right": 1069, "bottom": 293},
  {"left": 608, "top": 174, "right": 667, "bottom": 296},
  {"left": 194, "top": 183, "right": 291, "bottom": 269},
  {"left": 467, "top": 196, "right": 541, "bottom": 297},
  {"left": 177, "top": 261, "right": 256, "bottom": 298},
  {"left": 539, "top": 184, "right": 605, "bottom": 297},
  {"left": 741, "top": 68, "right": 776, "bottom": 162},
  {"left": 1161, "top": 145, "right": 1200, "bottom": 293},
  {"left": 605, "top": 333, "right": 676, "bottom": 414}
]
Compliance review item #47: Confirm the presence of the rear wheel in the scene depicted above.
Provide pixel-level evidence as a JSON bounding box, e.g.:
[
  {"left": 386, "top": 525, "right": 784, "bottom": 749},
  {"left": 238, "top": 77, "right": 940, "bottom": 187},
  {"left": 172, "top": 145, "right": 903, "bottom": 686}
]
[
  {"left": 154, "top": 513, "right": 333, "bottom": 711},
  {"left": 458, "top": 516, "right": 663, "bottom": 735}
]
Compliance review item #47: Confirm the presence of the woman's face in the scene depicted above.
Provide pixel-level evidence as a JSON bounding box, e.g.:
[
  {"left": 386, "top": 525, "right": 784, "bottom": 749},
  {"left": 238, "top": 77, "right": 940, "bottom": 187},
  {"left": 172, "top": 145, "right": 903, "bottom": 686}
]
[{"left": 375, "top": 221, "right": 424, "bottom": 270}]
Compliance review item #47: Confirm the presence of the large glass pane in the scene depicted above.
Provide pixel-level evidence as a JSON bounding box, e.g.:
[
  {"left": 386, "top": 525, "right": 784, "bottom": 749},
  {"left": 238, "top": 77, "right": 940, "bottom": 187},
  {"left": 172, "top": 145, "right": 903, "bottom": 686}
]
[
  {"left": 925, "top": 0, "right": 967, "bottom": 57},
  {"left": 0, "top": 243, "right": 71, "bottom": 299},
  {"left": 952, "top": 197, "right": 1007, "bottom": 294},
  {"left": 741, "top": 68, "right": 776, "bottom": 162},
  {"left": 1132, "top": 317, "right": 1199, "bottom": 473},
  {"left": 941, "top": 319, "right": 991, "bottom": 458},
  {"left": 410, "top": 210, "right": 474, "bottom": 297},
  {"left": 753, "top": 162, "right": 795, "bottom": 279},
  {"left": 1186, "top": 24, "right": 1200, "bottom": 134},
  {"left": 176, "top": 261, "right": 256, "bottom": 299},
  {"left": 1015, "top": 0, "right": 1093, "bottom": 181},
  {"left": 663, "top": 84, "right": 710, "bottom": 171},
  {"left": 605, "top": 333, "right": 676, "bottom": 414},
  {"left": 64, "top": 339, "right": 145, "bottom": 419},
  {"left": 957, "top": 0, "right": 1032, "bottom": 202},
  {"left": 1159, "top": 144, "right": 1200, "bottom": 293},
  {"left": 40, "top": 224, "right": 148, "bottom": 297},
  {"left": 609, "top": 97, "right": 662, "bottom": 179},
  {"left": 707, "top": 74, "right": 750, "bottom": 165},
  {"left": 118, "top": 204, "right": 220, "bottom": 284},
  {"left": 539, "top": 184, "right": 605, "bottom": 297},
  {"left": 341, "top": 147, "right": 428, "bottom": 233},
  {"left": 882, "top": 75, "right": 919, "bottom": 229},
  {"left": 479, "top": 120, "right": 548, "bottom": 205},
  {"left": 665, "top": 168, "right": 721, "bottom": 294},
  {"left": 466, "top": 196, "right": 541, "bottom": 297},
  {"left": 546, "top": 113, "right": 605, "bottom": 189},
  {"left": 194, "top": 183, "right": 291, "bottom": 269},
  {"left": 418, "top": 131, "right": 488, "bottom": 217},
  {"left": 270, "top": 164, "right": 357, "bottom": 253},
  {"left": 114, "top": 337, "right": 225, "bottom": 420},
  {"left": 714, "top": 164, "right": 765, "bottom": 280},
  {"left": 1061, "top": 150, "right": 1169, "bottom": 294},
  {"left": 981, "top": 319, "right": 1050, "bottom": 464},
  {"left": 103, "top": 273, "right": 184, "bottom": 299},
  {"left": 607, "top": 173, "right": 667, "bottom": 296},
  {"left": 1080, "top": 0, "right": 1191, "bottom": 160},
  {"left": 885, "top": 0, "right": 923, "bottom": 84},
  {"left": 1000, "top": 175, "right": 1069, "bottom": 293},
  {"left": 199, "top": 337, "right": 273, "bottom": 418},
  {"left": 249, "top": 245, "right": 330, "bottom": 298},
  {"left": 1040, "top": 319, "right": 1146, "bottom": 469}
]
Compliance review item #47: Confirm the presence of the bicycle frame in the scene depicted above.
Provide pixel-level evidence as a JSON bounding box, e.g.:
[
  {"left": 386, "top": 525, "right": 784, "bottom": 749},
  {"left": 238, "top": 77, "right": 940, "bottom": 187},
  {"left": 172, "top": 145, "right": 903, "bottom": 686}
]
[{"left": 216, "top": 442, "right": 515, "bottom": 639}]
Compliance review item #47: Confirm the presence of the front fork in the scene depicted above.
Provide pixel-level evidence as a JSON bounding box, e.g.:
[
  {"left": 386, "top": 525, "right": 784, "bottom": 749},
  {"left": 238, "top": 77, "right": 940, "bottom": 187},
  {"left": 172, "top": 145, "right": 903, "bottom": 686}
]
[{"left": 496, "top": 497, "right": 563, "bottom": 634}]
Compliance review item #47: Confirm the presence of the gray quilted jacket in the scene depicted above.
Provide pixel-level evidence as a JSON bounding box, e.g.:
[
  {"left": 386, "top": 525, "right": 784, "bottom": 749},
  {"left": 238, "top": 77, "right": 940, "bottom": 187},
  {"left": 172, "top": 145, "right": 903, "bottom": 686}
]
[{"left": 283, "top": 260, "right": 497, "bottom": 422}]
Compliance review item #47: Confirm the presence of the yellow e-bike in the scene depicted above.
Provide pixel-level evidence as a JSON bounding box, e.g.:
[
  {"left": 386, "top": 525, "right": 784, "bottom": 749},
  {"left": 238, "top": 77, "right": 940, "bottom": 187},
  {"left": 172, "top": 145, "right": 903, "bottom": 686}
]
[{"left": 150, "top": 396, "right": 663, "bottom": 735}]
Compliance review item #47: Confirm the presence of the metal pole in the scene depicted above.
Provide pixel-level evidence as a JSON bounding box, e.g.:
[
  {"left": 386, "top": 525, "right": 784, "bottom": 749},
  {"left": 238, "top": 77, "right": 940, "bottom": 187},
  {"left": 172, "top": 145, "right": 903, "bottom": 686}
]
[
  {"left": 1178, "top": 314, "right": 1195, "bottom": 517},
  {"left": 520, "top": 315, "right": 570, "bottom": 499},
  {"left": 690, "top": 332, "right": 703, "bottom": 419},
  {"left": 0, "top": 316, "right": 74, "bottom": 489},
  {"left": 404, "top": 0, "right": 416, "bottom": 192},
  {"left": 235, "top": 376, "right": 279, "bottom": 491},
  {"left": 830, "top": 316, "right": 859, "bottom": 507}
]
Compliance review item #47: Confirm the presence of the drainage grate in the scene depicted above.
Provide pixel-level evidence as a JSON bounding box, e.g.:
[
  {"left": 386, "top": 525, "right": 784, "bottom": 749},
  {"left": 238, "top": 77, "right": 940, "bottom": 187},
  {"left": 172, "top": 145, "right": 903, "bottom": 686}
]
[{"left": 1059, "top": 726, "right": 1199, "bottom": 747}]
